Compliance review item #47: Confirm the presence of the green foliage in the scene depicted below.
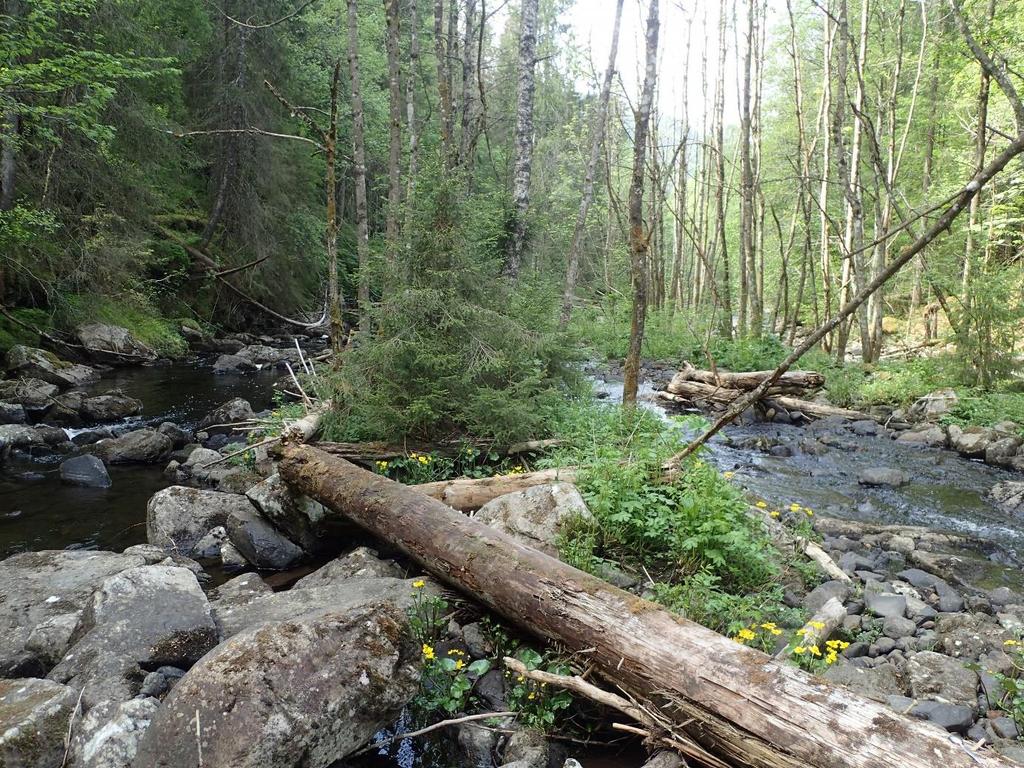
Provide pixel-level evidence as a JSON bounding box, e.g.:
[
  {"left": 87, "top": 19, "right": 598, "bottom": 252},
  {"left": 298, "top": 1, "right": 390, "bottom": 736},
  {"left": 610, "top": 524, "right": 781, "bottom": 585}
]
[
  {"left": 0, "top": 308, "right": 50, "bottom": 354},
  {"left": 415, "top": 645, "right": 491, "bottom": 716},
  {"left": 322, "top": 171, "right": 580, "bottom": 443},
  {"left": 504, "top": 648, "right": 573, "bottom": 731},
  {"left": 980, "top": 638, "right": 1024, "bottom": 734},
  {"left": 652, "top": 573, "right": 801, "bottom": 637},
  {"left": 56, "top": 292, "right": 187, "bottom": 357},
  {"left": 372, "top": 446, "right": 531, "bottom": 484}
]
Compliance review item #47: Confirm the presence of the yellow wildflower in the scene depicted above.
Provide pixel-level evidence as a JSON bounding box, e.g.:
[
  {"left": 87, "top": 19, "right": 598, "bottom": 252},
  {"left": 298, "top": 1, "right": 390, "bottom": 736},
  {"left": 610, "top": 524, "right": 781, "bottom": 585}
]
[
  {"left": 511, "top": 465, "right": 524, "bottom": 474},
  {"left": 455, "top": 659, "right": 464, "bottom": 670},
  {"left": 825, "top": 652, "right": 838, "bottom": 664},
  {"left": 760, "top": 622, "right": 777, "bottom": 630},
  {"left": 422, "top": 644, "right": 435, "bottom": 661},
  {"left": 793, "top": 646, "right": 806, "bottom": 655},
  {"left": 795, "top": 627, "right": 808, "bottom": 636},
  {"left": 723, "top": 471, "right": 735, "bottom": 479},
  {"left": 789, "top": 503, "right": 800, "bottom": 512},
  {"left": 809, "top": 621, "right": 826, "bottom": 630},
  {"left": 412, "top": 580, "right": 426, "bottom": 589},
  {"left": 1005, "top": 639, "right": 1019, "bottom": 646},
  {"left": 419, "top": 455, "right": 429, "bottom": 464},
  {"left": 809, "top": 645, "right": 821, "bottom": 657},
  {"left": 755, "top": 501, "right": 768, "bottom": 509},
  {"left": 769, "top": 510, "right": 780, "bottom": 518},
  {"left": 528, "top": 693, "right": 536, "bottom": 700},
  {"left": 376, "top": 460, "right": 389, "bottom": 471},
  {"left": 737, "top": 628, "right": 756, "bottom": 642},
  {"left": 804, "top": 508, "right": 814, "bottom": 516}
]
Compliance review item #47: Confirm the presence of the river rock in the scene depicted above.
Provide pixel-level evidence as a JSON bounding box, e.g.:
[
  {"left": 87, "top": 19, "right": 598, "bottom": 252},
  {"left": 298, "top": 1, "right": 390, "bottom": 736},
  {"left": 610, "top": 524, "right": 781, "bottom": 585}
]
[
  {"left": 75, "top": 323, "right": 157, "bottom": 365},
  {"left": 156, "top": 422, "right": 191, "bottom": 448},
  {"left": 197, "top": 398, "right": 254, "bottom": 434},
  {"left": 69, "top": 695, "right": 159, "bottom": 768},
  {"left": 864, "top": 585, "right": 907, "bottom": 620},
  {"left": 822, "top": 659, "right": 907, "bottom": 701},
  {"left": 59, "top": 454, "right": 112, "bottom": 489},
  {"left": 0, "top": 424, "right": 44, "bottom": 451},
  {"left": 210, "top": 573, "right": 271, "bottom": 620},
  {"left": 0, "top": 550, "right": 148, "bottom": 677},
  {"left": 935, "top": 613, "right": 1011, "bottom": 660},
  {"left": 0, "top": 677, "right": 78, "bottom": 768},
  {"left": 803, "top": 580, "right": 851, "bottom": 613},
  {"left": 908, "top": 700, "right": 975, "bottom": 733},
  {"left": 907, "top": 651, "right": 978, "bottom": 708},
  {"left": 293, "top": 546, "right": 404, "bottom": 589},
  {"left": 47, "top": 565, "right": 218, "bottom": 707},
  {"left": 949, "top": 426, "right": 995, "bottom": 459},
  {"left": 5, "top": 345, "right": 99, "bottom": 389},
  {"left": 91, "top": 429, "right": 172, "bottom": 464},
  {"left": 0, "top": 377, "right": 60, "bottom": 414},
  {"left": 882, "top": 616, "right": 916, "bottom": 640},
  {"left": 908, "top": 388, "right": 958, "bottom": 421},
  {"left": 42, "top": 390, "right": 86, "bottom": 426},
  {"left": 0, "top": 402, "right": 26, "bottom": 424},
  {"left": 990, "top": 481, "right": 1024, "bottom": 518},
  {"left": 895, "top": 424, "right": 947, "bottom": 448},
  {"left": 225, "top": 507, "right": 304, "bottom": 570},
  {"left": 857, "top": 467, "right": 909, "bottom": 487},
  {"left": 81, "top": 390, "right": 143, "bottom": 423},
  {"left": 132, "top": 600, "right": 419, "bottom": 768},
  {"left": 146, "top": 486, "right": 256, "bottom": 557},
  {"left": 474, "top": 483, "right": 593, "bottom": 557},
  {"left": 986, "top": 436, "right": 1022, "bottom": 468},
  {"left": 212, "top": 354, "right": 257, "bottom": 374},
  {"left": 236, "top": 344, "right": 300, "bottom": 366},
  {"left": 245, "top": 473, "right": 327, "bottom": 553}
]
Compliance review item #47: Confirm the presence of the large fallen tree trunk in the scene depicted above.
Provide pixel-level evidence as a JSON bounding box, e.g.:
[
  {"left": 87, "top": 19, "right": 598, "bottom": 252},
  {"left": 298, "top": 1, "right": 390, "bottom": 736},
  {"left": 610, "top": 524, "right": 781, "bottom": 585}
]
[
  {"left": 658, "top": 383, "right": 872, "bottom": 422},
  {"left": 672, "top": 362, "right": 825, "bottom": 392},
  {"left": 314, "top": 438, "right": 560, "bottom": 463},
  {"left": 279, "top": 444, "right": 1010, "bottom": 768},
  {"left": 413, "top": 467, "right": 577, "bottom": 512}
]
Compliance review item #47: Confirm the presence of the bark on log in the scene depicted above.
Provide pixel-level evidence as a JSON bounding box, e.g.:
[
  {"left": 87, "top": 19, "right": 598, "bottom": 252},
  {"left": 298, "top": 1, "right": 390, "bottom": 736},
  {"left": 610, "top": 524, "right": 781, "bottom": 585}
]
[
  {"left": 658, "top": 384, "right": 872, "bottom": 422},
  {"left": 413, "top": 467, "right": 577, "bottom": 512},
  {"left": 313, "top": 439, "right": 559, "bottom": 464},
  {"left": 279, "top": 444, "right": 1011, "bottom": 768},
  {"left": 672, "top": 362, "right": 826, "bottom": 392}
]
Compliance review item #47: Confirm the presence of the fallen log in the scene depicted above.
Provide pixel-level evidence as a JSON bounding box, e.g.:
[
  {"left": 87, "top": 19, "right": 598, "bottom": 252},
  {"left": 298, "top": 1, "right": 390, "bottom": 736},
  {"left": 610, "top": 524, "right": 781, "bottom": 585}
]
[
  {"left": 414, "top": 467, "right": 577, "bottom": 512},
  {"left": 314, "top": 438, "right": 560, "bottom": 464},
  {"left": 672, "top": 362, "right": 825, "bottom": 392},
  {"left": 279, "top": 444, "right": 1010, "bottom": 768},
  {"left": 658, "top": 383, "right": 873, "bottom": 422}
]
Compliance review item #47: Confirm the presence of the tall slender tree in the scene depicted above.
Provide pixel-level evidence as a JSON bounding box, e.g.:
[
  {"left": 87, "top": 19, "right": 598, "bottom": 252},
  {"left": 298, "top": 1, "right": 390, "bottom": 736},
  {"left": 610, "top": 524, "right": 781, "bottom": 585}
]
[
  {"left": 384, "top": 0, "right": 402, "bottom": 263},
  {"left": 347, "top": 0, "right": 370, "bottom": 333}
]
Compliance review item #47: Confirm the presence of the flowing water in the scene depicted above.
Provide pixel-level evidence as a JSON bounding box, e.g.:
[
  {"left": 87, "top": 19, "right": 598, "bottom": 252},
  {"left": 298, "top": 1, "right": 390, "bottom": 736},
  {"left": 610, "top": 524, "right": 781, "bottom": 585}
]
[{"left": 0, "top": 361, "right": 284, "bottom": 558}]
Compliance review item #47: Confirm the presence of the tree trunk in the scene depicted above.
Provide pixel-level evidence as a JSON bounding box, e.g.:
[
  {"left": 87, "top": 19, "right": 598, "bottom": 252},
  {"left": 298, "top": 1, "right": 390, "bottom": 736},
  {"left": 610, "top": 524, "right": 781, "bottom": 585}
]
[
  {"left": 348, "top": 0, "right": 371, "bottom": 333},
  {"left": 669, "top": 363, "right": 825, "bottom": 392},
  {"left": 739, "top": 0, "right": 758, "bottom": 337},
  {"left": 326, "top": 62, "right": 344, "bottom": 354},
  {"left": 434, "top": 0, "right": 454, "bottom": 165},
  {"left": 622, "top": 0, "right": 659, "bottom": 406},
  {"left": 712, "top": 3, "right": 732, "bottom": 338},
  {"left": 279, "top": 444, "right": 1015, "bottom": 768},
  {"left": 502, "top": 0, "right": 539, "bottom": 280},
  {"left": 558, "top": 0, "right": 624, "bottom": 329},
  {"left": 405, "top": 0, "right": 420, "bottom": 236},
  {"left": 414, "top": 467, "right": 577, "bottom": 512},
  {"left": 384, "top": 0, "right": 402, "bottom": 264},
  {"left": 458, "top": 0, "right": 477, "bottom": 166},
  {"left": 659, "top": 384, "right": 871, "bottom": 422}
]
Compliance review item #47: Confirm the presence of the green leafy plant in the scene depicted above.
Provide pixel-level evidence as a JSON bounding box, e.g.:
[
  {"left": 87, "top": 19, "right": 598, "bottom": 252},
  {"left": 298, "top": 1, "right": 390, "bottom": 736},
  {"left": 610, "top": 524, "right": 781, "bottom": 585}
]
[
  {"left": 504, "top": 648, "right": 573, "bottom": 730},
  {"left": 982, "top": 638, "right": 1024, "bottom": 734}
]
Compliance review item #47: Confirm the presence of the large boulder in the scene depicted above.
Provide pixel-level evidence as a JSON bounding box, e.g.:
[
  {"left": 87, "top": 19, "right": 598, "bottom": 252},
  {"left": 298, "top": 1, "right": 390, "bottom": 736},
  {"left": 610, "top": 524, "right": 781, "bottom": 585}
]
[
  {"left": 895, "top": 424, "right": 947, "bottom": 449},
  {"left": 212, "top": 354, "right": 257, "bottom": 374},
  {"left": 986, "top": 436, "right": 1022, "bottom": 468},
  {"left": 69, "top": 696, "right": 158, "bottom": 768},
  {"left": 47, "top": 565, "right": 219, "bottom": 706},
  {"left": 235, "top": 344, "right": 300, "bottom": 366},
  {"left": 907, "top": 651, "right": 979, "bottom": 709},
  {"left": 75, "top": 324, "right": 157, "bottom": 365},
  {"left": 857, "top": 467, "right": 909, "bottom": 487},
  {"left": 949, "top": 425, "right": 995, "bottom": 459},
  {"left": 0, "top": 402, "right": 26, "bottom": 424},
  {"left": 146, "top": 486, "right": 256, "bottom": 557},
  {"left": 0, "top": 678, "right": 78, "bottom": 768},
  {"left": 0, "top": 550, "right": 148, "bottom": 677},
  {"left": 474, "top": 483, "right": 593, "bottom": 558},
  {"left": 91, "top": 429, "right": 172, "bottom": 465},
  {"left": 293, "top": 547, "right": 404, "bottom": 589},
  {"left": 225, "top": 507, "right": 304, "bottom": 570},
  {"left": 908, "top": 388, "right": 959, "bottom": 421},
  {"left": 80, "top": 390, "right": 143, "bottom": 423},
  {"left": 60, "top": 454, "right": 112, "bottom": 489},
  {"left": 0, "top": 424, "right": 44, "bottom": 452},
  {"left": 5, "top": 345, "right": 99, "bottom": 389},
  {"left": 991, "top": 481, "right": 1024, "bottom": 519},
  {"left": 197, "top": 398, "right": 254, "bottom": 434},
  {"left": 0, "top": 377, "right": 60, "bottom": 415},
  {"left": 245, "top": 473, "right": 327, "bottom": 552},
  {"left": 133, "top": 601, "right": 419, "bottom": 768}
]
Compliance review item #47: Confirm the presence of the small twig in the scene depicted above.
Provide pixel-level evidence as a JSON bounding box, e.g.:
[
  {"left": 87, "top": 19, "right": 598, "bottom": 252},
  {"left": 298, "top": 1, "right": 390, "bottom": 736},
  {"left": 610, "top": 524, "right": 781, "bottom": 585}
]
[
  {"left": 200, "top": 436, "right": 278, "bottom": 468},
  {"left": 352, "top": 711, "right": 516, "bottom": 756},
  {"left": 61, "top": 687, "right": 86, "bottom": 767},
  {"left": 284, "top": 362, "right": 313, "bottom": 410},
  {"left": 195, "top": 709, "right": 203, "bottom": 768}
]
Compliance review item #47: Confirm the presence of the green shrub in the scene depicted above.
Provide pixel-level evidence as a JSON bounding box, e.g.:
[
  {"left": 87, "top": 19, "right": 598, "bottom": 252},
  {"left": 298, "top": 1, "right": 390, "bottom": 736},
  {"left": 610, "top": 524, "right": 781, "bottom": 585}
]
[
  {"left": 56, "top": 291, "right": 187, "bottom": 357},
  {"left": 0, "top": 308, "right": 50, "bottom": 354}
]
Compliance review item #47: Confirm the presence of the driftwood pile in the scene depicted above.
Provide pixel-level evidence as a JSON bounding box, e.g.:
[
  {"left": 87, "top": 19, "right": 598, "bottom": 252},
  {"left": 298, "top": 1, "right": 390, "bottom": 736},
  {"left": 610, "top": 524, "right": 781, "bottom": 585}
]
[{"left": 657, "top": 361, "right": 871, "bottom": 422}]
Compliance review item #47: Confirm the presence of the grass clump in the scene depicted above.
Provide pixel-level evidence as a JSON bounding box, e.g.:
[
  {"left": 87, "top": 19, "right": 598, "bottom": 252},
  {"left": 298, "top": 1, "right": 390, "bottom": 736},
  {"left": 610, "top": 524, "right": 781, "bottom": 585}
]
[
  {"left": 56, "top": 291, "right": 188, "bottom": 357},
  {"left": 0, "top": 308, "right": 50, "bottom": 354}
]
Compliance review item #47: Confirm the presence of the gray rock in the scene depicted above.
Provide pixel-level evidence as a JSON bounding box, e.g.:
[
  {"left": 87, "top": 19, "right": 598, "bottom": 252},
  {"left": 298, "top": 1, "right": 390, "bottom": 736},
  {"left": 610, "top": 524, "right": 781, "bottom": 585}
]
[
  {"left": 475, "top": 669, "right": 507, "bottom": 711},
  {"left": 0, "top": 377, "right": 60, "bottom": 413},
  {"left": 293, "top": 547, "right": 403, "bottom": 589},
  {"left": 210, "top": 572, "right": 271, "bottom": 621},
  {"left": 990, "top": 481, "right": 1024, "bottom": 519},
  {"left": 908, "top": 389, "right": 958, "bottom": 421},
  {"left": 75, "top": 323, "right": 157, "bottom": 365},
  {"left": 803, "top": 580, "right": 851, "bottom": 613},
  {"left": 462, "top": 622, "right": 494, "bottom": 659},
  {"left": 147, "top": 486, "right": 255, "bottom": 557},
  {"left": 936, "top": 613, "right": 1011, "bottom": 659},
  {"left": 896, "top": 424, "right": 947, "bottom": 448},
  {"left": 0, "top": 678, "right": 78, "bottom": 768},
  {"left": 5, "top": 345, "right": 99, "bottom": 389},
  {"left": 47, "top": 565, "right": 219, "bottom": 706},
  {"left": 220, "top": 541, "right": 247, "bottom": 570},
  {"left": 0, "top": 402, "right": 26, "bottom": 424},
  {"left": 838, "top": 551, "right": 875, "bottom": 574},
  {"left": 70, "top": 696, "right": 159, "bottom": 768},
  {"left": 197, "top": 398, "right": 254, "bottom": 434},
  {"left": 992, "top": 716, "right": 1019, "bottom": 739},
  {"left": 950, "top": 426, "right": 995, "bottom": 459},
  {"left": 865, "top": 588, "right": 907, "bottom": 620},
  {"left": 457, "top": 722, "right": 498, "bottom": 767},
  {"left": 475, "top": 483, "right": 593, "bottom": 557},
  {"left": 212, "top": 354, "right": 257, "bottom": 374},
  {"left": 133, "top": 600, "right": 419, "bottom": 768},
  {"left": 156, "top": 422, "right": 191, "bottom": 449},
  {"left": 92, "top": 429, "right": 173, "bottom": 465},
  {"left": 907, "top": 651, "right": 979, "bottom": 707},
  {"left": 245, "top": 473, "right": 327, "bottom": 553},
  {"left": 502, "top": 730, "right": 550, "bottom": 768},
  {"left": 190, "top": 526, "right": 228, "bottom": 559},
  {"left": 0, "top": 550, "right": 147, "bottom": 677},
  {"left": 937, "top": 590, "right": 966, "bottom": 613},
  {"left": 823, "top": 659, "right": 907, "bottom": 701},
  {"left": 225, "top": 506, "right": 304, "bottom": 570},
  {"left": 843, "top": 642, "right": 869, "bottom": 659},
  {"left": 858, "top": 467, "right": 909, "bottom": 487},
  {"left": 896, "top": 568, "right": 944, "bottom": 591},
  {"left": 59, "top": 454, "right": 112, "bottom": 489},
  {"left": 80, "top": 390, "right": 143, "bottom": 423},
  {"left": 909, "top": 700, "right": 975, "bottom": 733},
  {"left": 0, "top": 424, "right": 44, "bottom": 451},
  {"left": 850, "top": 420, "right": 880, "bottom": 436},
  {"left": 873, "top": 637, "right": 897, "bottom": 655},
  {"left": 882, "top": 616, "right": 916, "bottom": 639},
  {"left": 986, "top": 437, "right": 1023, "bottom": 468}
]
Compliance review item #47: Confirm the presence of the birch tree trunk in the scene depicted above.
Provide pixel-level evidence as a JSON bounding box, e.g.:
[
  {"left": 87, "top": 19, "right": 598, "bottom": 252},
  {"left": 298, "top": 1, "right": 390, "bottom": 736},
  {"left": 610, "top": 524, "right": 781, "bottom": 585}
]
[
  {"left": 458, "top": 0, "right": 477, "bottom": 167},
  {"left": 434, "top": 0, "right": 454, "bottom": 165},
  {"left": 739, "top": 0, "right": 758, "bottom": 337},
  {"left": 502, "top": 0, "right": 540, "bottom": 280},
  {"left": 622, "top": 0, "right": 659, "bottom": 406},
  {"left": 557, "top": 0, "right": 624, "bottom": 329},
  {"left": 326, "top": 62, "right": 344, "bottom": 354},
  {"left": 384, "top": 0, "right": 402, "bottom": 264},
  {"left": 405, "top": 0, "right": 420, "bottom": 235},
  {"left": 347, "top": 0, "right": 371, "bottom": 333}
]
